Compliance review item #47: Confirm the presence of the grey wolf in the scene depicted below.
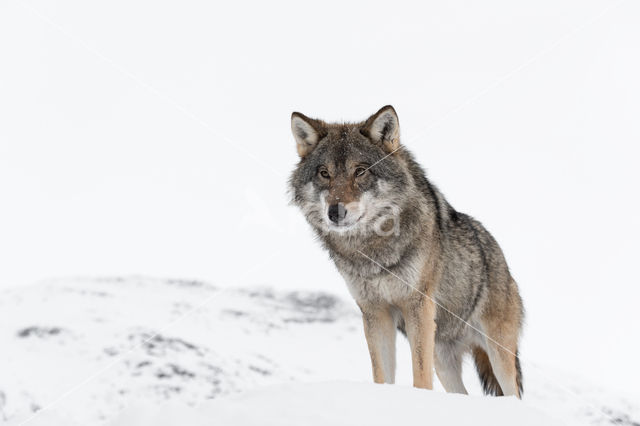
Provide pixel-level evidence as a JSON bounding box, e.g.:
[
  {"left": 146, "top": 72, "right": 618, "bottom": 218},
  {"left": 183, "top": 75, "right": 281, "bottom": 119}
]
[{"left": 289, "top": 106, "right": 524, "bottom": 397}]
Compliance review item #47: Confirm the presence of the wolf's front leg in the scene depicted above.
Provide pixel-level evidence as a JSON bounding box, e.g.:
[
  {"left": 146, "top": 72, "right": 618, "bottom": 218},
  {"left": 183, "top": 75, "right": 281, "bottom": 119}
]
[
  {"left": 361, "top": 304, "right": 397, "bottom": 384},
  {"left": 402, "top": 297, "right": 436, "bottom": 389}
]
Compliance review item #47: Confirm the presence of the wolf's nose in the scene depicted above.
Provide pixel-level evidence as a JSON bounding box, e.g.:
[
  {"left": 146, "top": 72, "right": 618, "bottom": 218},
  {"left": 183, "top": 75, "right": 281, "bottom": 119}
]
[{"left": 328, "top": 203, "right": 347, "bottom": 223}]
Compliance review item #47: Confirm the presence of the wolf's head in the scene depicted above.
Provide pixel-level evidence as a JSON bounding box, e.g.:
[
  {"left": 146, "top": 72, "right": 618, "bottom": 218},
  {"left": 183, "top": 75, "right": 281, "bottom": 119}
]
[{"left": 289, "top": 106, "right": 410, "bottom": 236}]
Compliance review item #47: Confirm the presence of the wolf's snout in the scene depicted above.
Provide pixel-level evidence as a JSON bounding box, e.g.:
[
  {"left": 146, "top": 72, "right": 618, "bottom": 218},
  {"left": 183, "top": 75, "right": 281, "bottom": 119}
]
[{"left": 328, "top": 203, "right": 347, "bottom": 224}]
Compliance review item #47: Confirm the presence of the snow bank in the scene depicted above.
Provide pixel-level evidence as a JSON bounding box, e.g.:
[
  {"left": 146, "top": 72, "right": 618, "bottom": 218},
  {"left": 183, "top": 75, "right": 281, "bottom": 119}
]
[
  {"left": 112, "top": 382, "right": 562, "bottom": 426},
  {"left": 1, "top": 277, "right": 638, "bottom": 425}
]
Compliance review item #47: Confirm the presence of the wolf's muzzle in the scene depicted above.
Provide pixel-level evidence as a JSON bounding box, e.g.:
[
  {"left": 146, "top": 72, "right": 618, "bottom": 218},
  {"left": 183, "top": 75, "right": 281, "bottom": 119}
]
[{"left": 328, "top": 203, "right": 347, "bottom": 224}]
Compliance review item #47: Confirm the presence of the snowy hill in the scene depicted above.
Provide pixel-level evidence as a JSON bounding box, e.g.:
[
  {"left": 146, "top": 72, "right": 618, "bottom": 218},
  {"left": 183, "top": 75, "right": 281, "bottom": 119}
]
[
  {"left": 113, "top": 382, "right": 561, "bottom": 426},
  {"left": 0, "top": 277, "right": 638, "bottom": 425}
]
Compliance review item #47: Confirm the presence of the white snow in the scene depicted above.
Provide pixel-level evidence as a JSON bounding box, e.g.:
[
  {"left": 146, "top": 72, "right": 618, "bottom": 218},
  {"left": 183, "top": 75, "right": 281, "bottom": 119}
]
[
  {"left": 0, "top": 277, "right": 637, "bottom": 425},
  {"left": 112, "top": 382, "right": 562, "bottom": 426}
]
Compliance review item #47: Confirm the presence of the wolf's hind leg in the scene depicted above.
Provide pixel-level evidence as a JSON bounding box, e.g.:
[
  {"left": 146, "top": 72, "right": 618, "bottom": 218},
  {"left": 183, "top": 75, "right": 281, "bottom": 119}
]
[
  {"left": 434, "top": 342, "right": 468, "bottom": 394},
  {"left": 485, "top": 341, "right": 520, "bottom": 397},
  {"left": 481, "top": 318, "right": 521, "bottom": 398},
  {"left": 361, "top": 304, "right": 397, "bottom": 384},
  {"left": 481, "top": 290, "right": 523, "bottom": 398}
]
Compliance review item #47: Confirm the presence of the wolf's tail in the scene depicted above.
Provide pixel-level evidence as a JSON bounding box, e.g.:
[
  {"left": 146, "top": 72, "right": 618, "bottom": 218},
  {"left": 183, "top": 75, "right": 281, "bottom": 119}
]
[
  {"left": 472, "top": 346, "right": 523, "bottom": 397},
  {"left": 515, "top": 350, "right": 524, "bottom": 397}
]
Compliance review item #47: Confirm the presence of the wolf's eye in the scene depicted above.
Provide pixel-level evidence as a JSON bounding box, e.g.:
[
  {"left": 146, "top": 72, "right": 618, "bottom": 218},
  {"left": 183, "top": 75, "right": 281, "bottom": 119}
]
[
  {"left": 354, "top": 167, "right": 367, "bottom": 177},
  {"left": 319, "top": 169, "right": 330, "bottom": 179}
]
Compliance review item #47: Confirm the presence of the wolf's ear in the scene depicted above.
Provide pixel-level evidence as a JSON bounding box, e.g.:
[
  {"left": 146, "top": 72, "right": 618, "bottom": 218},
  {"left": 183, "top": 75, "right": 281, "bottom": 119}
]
[
  {"left": 360, "top": 105, "right": 400, "bottom": 153},
  {"left": 291, "top": 112, "right": 326, "bottom": 158}
]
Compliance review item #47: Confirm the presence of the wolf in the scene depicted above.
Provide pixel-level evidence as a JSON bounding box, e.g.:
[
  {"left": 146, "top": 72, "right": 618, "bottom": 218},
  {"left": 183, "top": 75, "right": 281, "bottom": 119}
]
[{"left": 289, "top": 106, "right": 524, "bottom": 397}]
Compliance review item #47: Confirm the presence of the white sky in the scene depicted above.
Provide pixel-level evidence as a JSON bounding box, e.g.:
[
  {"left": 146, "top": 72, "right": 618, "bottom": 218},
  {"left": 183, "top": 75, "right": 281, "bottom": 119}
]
[{"left": 1, "top": 0, "right": 639, "bottom": 400}]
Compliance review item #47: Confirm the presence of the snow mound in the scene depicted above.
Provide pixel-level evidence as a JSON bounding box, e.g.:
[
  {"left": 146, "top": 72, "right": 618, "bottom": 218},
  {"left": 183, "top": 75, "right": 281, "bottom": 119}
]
[
  {"left": 112, "top": 381, "right": 561, "bottom": 426},
  {"left": 0, "top": 277, "right": 638, "bottom": 425},
  {"left": 0, "top": 277, "right": 360, "bottom": 424}
]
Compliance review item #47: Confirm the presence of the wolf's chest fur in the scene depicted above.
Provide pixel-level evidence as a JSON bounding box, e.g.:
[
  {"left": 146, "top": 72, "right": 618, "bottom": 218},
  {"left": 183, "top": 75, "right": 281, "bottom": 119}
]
[
  {"left": 343, "top": 267, "right": 418, "bottom": 304},
  {"left": 330, "top": 242, "right": 427, "bottom": 305}
]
